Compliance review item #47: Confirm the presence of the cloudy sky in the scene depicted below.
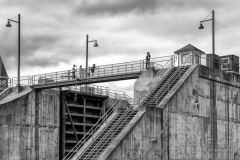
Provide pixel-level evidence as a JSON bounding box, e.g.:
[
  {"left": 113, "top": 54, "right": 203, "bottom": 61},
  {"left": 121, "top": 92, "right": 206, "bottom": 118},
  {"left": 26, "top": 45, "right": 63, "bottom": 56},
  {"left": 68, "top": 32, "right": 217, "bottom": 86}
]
[{"left": 1, "top": 0, "right": 240, "bottom": 96}]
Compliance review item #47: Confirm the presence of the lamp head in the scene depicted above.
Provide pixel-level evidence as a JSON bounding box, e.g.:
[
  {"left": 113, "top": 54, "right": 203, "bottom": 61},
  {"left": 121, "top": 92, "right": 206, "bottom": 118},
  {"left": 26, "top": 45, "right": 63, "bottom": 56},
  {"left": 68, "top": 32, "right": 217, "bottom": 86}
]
[
  {"left": 198, "top": 23, "right": 204, "bottom": 29},
  {"left": 94, "top": 41, "right": 98, "bottom": 47},
  {"left": 6, "top": 21, "right": 12, "bottom": 27}
]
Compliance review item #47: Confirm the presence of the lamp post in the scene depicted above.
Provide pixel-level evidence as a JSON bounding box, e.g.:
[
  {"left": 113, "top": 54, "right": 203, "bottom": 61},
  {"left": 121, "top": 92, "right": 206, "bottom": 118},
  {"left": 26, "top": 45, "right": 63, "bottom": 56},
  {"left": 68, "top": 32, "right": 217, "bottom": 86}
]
[
  {"left": 6, "top": 14, "right": 21, "bottom": 93},
  {"left": 199, "top": 10, "right": 215, "bottom": 55},
  {"left": 86, "top": 34, "right": 98, "bottom": 76}
]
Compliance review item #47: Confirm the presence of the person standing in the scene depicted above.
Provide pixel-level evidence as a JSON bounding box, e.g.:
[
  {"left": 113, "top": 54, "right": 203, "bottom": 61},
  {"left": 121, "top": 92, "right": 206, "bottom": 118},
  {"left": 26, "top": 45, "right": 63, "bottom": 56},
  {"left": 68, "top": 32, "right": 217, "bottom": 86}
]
[
  {"left": 72, "top": 64, "right": 76, "bottom": 79},
  {"left": 91, "top": 64, "right": 97, "bottom": 77},
  {"left": 79, "top": 65, "right": 83, "bottom": 78},
  {"left": 146, "top": 52, "right": 151, "bottom": 70}
]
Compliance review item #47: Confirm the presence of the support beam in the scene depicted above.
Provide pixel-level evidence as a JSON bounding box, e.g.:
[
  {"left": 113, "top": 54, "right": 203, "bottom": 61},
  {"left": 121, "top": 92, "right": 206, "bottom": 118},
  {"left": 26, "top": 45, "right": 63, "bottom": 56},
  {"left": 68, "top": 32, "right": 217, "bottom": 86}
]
[{"left": 64, "top": 97, "right": 79, "bottom": 142}]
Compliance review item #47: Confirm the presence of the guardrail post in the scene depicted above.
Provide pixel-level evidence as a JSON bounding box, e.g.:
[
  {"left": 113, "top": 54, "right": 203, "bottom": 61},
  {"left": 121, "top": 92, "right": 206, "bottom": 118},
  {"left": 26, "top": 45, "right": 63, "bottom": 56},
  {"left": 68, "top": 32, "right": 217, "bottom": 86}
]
[
  {"left": 140, "top": 60, "right": 142, "bottom": 71},
  {"left": 68, "top": 71, "right": 70, "bottom": 81},
  {"left": 126, "top": 63, "right": 127, "bottom": 74},
  {"left": 112, "top": 64, "right": 113, "bottom": 76},
  {"left": 45, "top": 74, "right": 46, "bottom": 84},
  {"left": 56, "top": 72, "right": 57, "bottom": 82}
]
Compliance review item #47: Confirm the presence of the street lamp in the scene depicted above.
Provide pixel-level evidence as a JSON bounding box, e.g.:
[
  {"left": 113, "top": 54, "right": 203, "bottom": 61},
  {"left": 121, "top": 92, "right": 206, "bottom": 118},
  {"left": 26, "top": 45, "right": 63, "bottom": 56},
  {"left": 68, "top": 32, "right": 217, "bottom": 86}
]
[
  {"left": 86, "top": 34, "right": 98, "bottom": 76},
  {"left": 199, "top": 10, "right": 215, "bottom": 55},
  {"left": 6, "top": 14, "right": 21, "bottom": 93}
]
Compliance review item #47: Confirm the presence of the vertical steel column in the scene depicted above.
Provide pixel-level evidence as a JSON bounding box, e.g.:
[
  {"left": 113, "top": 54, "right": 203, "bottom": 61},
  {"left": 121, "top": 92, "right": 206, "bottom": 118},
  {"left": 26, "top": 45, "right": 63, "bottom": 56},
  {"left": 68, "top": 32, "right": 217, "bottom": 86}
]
[
  {"left": 17, "top": 14, "right": 20, "bottom": 93},
  {"left": 212, "top": 10, "right": 215, "bottom": 55}
]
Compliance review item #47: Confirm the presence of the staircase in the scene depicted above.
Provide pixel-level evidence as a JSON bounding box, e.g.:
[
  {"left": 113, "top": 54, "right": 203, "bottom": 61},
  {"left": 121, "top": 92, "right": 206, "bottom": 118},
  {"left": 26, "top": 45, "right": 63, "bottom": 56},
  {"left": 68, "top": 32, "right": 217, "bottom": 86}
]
[
  {"left": 145, "top": 65, "right": 190, "bottom": 106},
  {"left": 78, "top": 108, "right": 138, "bottom": 159},
  {"left": 63, "top": 55, "right": 193, "bottom": 160}
]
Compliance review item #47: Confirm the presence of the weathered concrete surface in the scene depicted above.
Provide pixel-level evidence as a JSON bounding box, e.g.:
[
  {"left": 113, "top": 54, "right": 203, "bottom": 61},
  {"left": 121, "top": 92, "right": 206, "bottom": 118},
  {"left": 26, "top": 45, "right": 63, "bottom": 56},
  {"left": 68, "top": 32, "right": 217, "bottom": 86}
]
[
  {"left": 134, "top": 68, "right": 156, "bottom": 98},
  {"left": 105, "top": 65, "right": 240, "bottom": 160},
  {"left": 106, "top": 106, "right": 163, "bottom": 160},
  {"left": 0, "top": 89, "right": 59, "bottom": 160}
]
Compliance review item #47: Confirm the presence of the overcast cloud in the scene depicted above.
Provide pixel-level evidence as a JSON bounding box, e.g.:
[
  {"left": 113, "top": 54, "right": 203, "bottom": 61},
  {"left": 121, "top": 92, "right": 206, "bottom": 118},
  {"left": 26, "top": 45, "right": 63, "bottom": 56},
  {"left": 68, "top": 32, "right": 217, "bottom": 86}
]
[{"left": 1, "top": 0, "right": 240, "bottom": 96}]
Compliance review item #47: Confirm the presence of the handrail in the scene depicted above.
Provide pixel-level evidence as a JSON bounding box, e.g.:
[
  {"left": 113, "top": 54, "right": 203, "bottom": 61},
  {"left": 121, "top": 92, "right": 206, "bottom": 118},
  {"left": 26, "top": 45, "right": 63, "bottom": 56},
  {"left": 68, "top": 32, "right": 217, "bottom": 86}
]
[
  {"left": 132, "top": 55, "right": 177, "bottom": 107},
  {"left": 63, "top": 55, "right": 175, "bottom": 160},
  {"left": 61, "top": 84, "right": 133, "bottom": 103},
  {"left": 83, "top": 55, "right": 190, "bottom": 159},
  {"left": 63, "top": 94, "right": 128, "bottom": 159},
  {"left": 152, "top": 55, "right": 192, "bottom": 104},
  {"left": 3, "top": 56, "right": 173, "bottom": 89},
  {"left": 84, "top": 103, "right": 134, "bottom": 159}
]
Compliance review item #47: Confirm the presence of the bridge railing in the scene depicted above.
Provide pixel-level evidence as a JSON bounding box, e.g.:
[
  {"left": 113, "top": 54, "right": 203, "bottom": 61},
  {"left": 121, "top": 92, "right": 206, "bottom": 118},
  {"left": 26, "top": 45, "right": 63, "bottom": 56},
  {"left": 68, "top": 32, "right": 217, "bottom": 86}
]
[
  {"left": 30, "top": 56, "right": 173, "bottom": 85},
  {"left": 1, "top": 55, "right": 174, "bottom": 89}
]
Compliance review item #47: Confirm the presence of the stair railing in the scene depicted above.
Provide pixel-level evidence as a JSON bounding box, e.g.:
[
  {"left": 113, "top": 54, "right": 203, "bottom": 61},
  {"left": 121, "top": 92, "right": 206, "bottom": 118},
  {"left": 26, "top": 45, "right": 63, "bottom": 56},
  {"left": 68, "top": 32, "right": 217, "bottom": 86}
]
[
  {"left": 63, "top": 55, "right": 176, "bottom": 160},
  {"left": 84, "top": 55, "right": 193, "bottom": 159},
  {"left": 63, "top": 94, "right": 130, "bottom": 160},
  {"left": 77, "top": 56, "right": 178, "bottom": 159},
  {"left": 132, "top": 55, "right": 177, "bottom": 108},
  {"left": 83, "top": 103, "right": 134, "bottom": 159},
  {"left": 152, "top": 55, "right": 192, "bottom": 104}
]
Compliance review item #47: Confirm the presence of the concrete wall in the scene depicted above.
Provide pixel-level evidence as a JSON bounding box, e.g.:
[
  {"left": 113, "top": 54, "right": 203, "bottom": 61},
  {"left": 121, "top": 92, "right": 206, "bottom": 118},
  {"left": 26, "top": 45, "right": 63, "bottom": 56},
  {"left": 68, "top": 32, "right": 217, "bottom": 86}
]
[
  {"left": 106, "top": 106, "right": 163, "bottom": 160},
  {"left": 0, "top": 89, "right": 59, "bottom": 160},
  {"left": 106, "top": 65, "right": 240, "bottom": 160},
  {"left": 134, "top": 68, "right": 156, "bottom": 98}
]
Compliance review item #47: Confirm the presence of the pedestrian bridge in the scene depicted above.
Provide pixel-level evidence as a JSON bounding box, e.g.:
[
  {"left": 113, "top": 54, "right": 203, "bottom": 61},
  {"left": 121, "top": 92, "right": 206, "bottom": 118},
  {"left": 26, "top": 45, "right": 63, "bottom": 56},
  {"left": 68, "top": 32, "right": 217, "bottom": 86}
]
[{"left": 1, "top": 56, "right": 175, "bottom": 90}]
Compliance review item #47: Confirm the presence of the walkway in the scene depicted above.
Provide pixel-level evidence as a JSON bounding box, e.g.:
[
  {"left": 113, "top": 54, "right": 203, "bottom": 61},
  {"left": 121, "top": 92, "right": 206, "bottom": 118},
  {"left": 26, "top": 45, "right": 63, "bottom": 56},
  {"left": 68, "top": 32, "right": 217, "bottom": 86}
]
[{"left": 3, "top": 56, "right": 174, "bottom": 90}]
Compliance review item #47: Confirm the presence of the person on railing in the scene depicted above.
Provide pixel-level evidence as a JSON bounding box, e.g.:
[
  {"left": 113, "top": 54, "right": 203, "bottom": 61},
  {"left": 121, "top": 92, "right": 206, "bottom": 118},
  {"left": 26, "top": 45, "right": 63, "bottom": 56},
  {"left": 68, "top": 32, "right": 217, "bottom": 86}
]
[
  {"left": 72, "top": 64, "right": 76, "bottom": 79},
  {"left": 91, "top": 64, "right": 97, "bottom": 77},
  {"left": 146, "top": 52, "right": 151, "bottom": 70}
]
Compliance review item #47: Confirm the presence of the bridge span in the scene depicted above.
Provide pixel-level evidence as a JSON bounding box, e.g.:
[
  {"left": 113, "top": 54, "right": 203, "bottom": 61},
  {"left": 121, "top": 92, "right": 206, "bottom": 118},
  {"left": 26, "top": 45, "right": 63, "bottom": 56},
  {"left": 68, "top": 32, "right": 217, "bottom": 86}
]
[{"left": 1, "top": 56, "right": 174, "bottom": 90}]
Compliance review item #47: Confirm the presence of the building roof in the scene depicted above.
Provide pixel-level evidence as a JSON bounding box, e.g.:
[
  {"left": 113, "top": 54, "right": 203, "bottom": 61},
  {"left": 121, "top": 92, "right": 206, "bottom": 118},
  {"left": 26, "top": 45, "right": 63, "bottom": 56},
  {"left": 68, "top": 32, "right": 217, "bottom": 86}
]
[
  {"left": 174, "top": 44, "right": 205, "bottom": 54},
  {"left": 0, "top": 55, "right": 8, "bottom": 78}
]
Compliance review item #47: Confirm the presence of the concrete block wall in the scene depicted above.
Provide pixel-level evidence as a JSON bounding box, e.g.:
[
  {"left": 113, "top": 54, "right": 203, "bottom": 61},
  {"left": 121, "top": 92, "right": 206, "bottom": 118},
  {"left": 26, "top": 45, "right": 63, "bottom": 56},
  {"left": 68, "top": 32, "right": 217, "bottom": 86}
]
[{"left": 0, "top": 89, "right": 59, "bottom": 160}]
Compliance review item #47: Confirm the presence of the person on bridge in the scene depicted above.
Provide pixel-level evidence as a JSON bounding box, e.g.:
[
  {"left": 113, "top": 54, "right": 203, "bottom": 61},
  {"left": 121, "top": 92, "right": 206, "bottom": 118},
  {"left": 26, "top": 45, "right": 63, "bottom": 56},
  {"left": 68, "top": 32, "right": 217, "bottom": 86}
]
[
  {"left": 91, "top": 64, "right": 97, "bottom": 77},
  {"left": 72, "top": 64, "right": 76, "bottom": 79},
  {"left": 79, "top": 65, "right": 83, "bottom": 78},
  {"left": 146, "top": 52, "right": 151, "bottom": 70}
]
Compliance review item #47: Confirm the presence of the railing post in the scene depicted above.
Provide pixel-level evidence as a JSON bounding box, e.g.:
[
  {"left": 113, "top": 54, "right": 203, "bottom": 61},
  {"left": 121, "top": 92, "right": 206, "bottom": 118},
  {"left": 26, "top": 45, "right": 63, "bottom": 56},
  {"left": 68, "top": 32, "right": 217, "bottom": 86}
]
[
  {"left": 68, "top": 71, "right": 70, "bottom": 81},
  {"left": 45, "top": 74, "right": 46, "bottom": 84},
  {"left": 98, "top": 67, "right": 99, "bottom": 77},
  {"left": 56, "top": 72, "right": 57, "bottom": 82},
  {"left": 112, "top": 64, "right": 113, "bottom": 76},
  {"left": 126, "top": 63, "right": 127, "bottom": 74},
  {"left": 140, "top": 60, "right": 141, "bottom": 71}
]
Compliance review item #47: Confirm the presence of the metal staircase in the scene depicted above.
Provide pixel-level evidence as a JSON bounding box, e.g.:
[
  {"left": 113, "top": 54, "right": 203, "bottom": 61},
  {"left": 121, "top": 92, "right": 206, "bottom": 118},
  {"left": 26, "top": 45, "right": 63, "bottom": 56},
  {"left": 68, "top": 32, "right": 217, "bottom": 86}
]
[
  {"left": 79, "top": 108, "right": 138, "bottom": 159},
  {"left": 63, "top": 55, "right": 183, "bottom": 160},
  {"left": 145, "top": 65, "right": 190, "bottom": 106}
]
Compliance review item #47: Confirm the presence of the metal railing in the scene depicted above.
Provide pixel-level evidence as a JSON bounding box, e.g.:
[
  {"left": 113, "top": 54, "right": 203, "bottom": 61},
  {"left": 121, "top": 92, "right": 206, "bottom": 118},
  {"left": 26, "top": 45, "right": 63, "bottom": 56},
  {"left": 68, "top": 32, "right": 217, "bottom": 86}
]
[
  {"left": 63, "top": 93, "right": 129, "bottom": 160},
  {"left": 77, "top": 55, "right": 179, "bottom": 160},
  {"left": 152, "top": 55, "right": 193, "bottom": 105},
  {"left": 62, "top": 84, "right": 132, "bottom": 103},
  {"left": 1, "top": 56, "right": 173, "bottom": 90},
  {"left": 63, "top": 55, "right": 176, "bottom": 160},
  {"left": 133, "top": 55, "right": 177, "bottom": 107},
  {"left": 79, "top": 55, "right": 193, "bottom": 160}
]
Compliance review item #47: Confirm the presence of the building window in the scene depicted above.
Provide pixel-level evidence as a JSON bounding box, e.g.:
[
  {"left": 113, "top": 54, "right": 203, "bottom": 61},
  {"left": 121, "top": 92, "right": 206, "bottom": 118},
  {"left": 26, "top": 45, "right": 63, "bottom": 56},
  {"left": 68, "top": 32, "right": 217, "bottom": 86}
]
[{"left": 181, "top": 54, "right": 190, "bottom": 63}]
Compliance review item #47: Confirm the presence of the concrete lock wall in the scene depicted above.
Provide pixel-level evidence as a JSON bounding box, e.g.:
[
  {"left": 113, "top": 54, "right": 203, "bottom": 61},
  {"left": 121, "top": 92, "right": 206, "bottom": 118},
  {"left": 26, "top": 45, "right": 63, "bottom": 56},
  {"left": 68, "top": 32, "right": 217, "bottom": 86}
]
[
  {"left": 107, "top": 65, "right": 240, "bottom": 160},
  {"left": 0, "top": 89, "right": 60, "bottom": 160}
]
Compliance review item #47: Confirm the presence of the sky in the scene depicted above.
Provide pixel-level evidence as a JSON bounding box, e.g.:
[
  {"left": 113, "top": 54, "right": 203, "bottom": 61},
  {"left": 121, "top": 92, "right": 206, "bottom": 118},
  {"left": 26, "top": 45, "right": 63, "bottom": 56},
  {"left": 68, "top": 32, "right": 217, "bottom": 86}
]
[{"left": 1, "top": 0, "right": 240, "bottom": 97}]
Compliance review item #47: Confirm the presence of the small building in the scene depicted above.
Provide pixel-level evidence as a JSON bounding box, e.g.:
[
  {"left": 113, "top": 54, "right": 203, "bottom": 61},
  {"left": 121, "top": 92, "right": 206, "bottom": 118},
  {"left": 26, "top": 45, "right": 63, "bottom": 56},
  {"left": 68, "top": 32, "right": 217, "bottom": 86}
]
[
  {"left": 0, "top": 55, "right": 8, "bottom": 92},
  {"left": 174, "top": 44, "right": 205, "bottom": 66}
]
